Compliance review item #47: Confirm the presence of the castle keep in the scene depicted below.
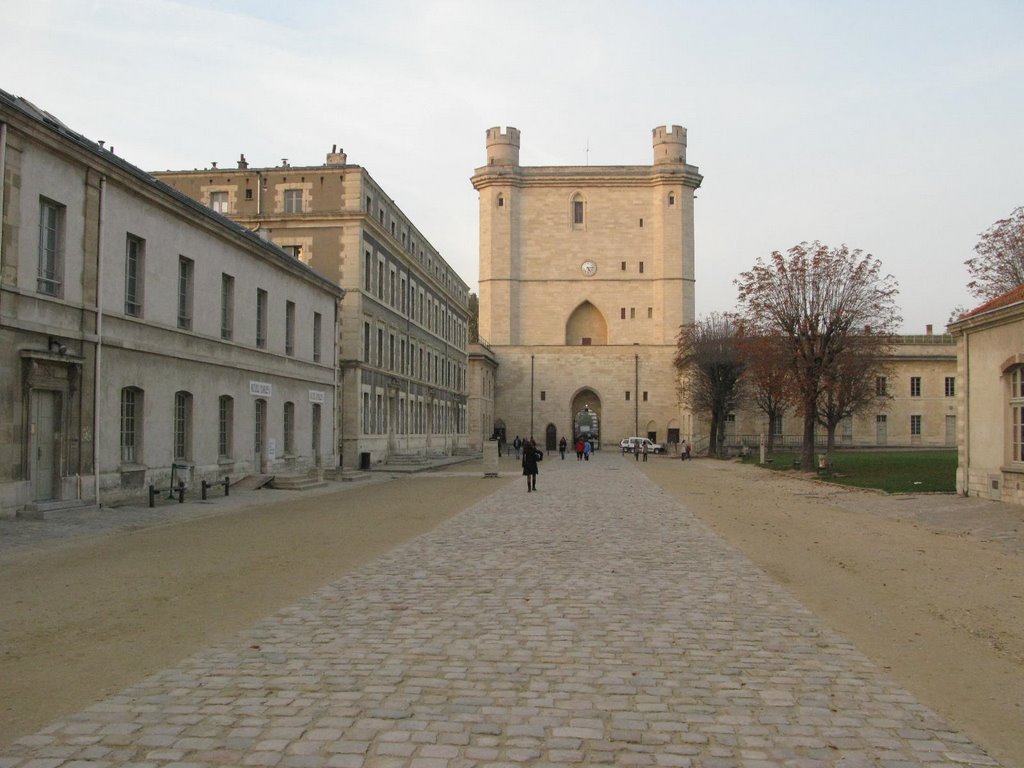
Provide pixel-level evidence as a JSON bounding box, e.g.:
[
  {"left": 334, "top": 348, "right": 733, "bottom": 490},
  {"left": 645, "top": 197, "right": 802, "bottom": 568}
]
[{"left": 471, "top": 126, "right": 702, "bottom": 449}]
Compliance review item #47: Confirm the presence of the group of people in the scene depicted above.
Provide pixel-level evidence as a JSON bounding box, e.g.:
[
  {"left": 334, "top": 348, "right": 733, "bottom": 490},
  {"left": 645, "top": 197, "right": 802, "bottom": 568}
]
[{"left": 509, "top": 433, "right": 596, "bottom": 493}]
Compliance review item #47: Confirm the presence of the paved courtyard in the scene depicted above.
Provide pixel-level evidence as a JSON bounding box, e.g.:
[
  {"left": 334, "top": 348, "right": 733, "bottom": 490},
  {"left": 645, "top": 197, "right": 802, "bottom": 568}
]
[{"left": 0, "top": 453, "right": 1001, "bottom": 768}]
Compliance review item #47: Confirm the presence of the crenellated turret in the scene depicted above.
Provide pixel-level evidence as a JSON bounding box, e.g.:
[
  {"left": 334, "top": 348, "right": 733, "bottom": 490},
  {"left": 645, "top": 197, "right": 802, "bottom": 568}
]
[
  {"left": 485, "top": 126, "right": 521, "bottom": 167},
  {"left": 652, "top": 125, "right": 687, "bottom": 165}
]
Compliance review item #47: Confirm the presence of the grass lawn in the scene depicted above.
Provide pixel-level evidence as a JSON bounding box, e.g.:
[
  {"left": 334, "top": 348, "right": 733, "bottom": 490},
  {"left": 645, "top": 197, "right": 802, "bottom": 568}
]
[{"left": 746, "top": 449, "right": 958, "bottom": 493}]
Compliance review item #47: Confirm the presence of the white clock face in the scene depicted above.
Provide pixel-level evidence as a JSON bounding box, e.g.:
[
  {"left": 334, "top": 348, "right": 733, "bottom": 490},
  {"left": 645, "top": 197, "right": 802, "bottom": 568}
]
[{"left": 581, "top": 260, "right": 597, "bottom": 276}]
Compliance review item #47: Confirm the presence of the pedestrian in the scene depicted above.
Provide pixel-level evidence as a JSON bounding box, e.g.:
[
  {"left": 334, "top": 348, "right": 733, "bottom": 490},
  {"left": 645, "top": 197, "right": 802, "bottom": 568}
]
[
  {"left": 559, "top": 436, "right": 567, "bottom": 460},
  {"left": 642, "top": 442, "right": 649, "bottom": 462},
  {"left": 522, "top": 439, "right": 539, "bottom": 492},
  {"left": 575, "top": 437, "right": 584, "bottom": 461},
  {"left": 497, "top": 433, "right": 505, "bottom": 457},
  {"left": 583, "top": 439, "right": 592, "bottom": 461},
  {"left": 513, "top": 435, "right": 522, "bottom": 460}
]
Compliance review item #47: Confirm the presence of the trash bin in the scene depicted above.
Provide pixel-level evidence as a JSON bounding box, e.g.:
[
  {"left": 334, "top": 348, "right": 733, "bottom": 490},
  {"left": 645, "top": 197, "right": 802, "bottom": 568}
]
[{"left": 359, "top": 452, "right": 371, "bottom": 471}]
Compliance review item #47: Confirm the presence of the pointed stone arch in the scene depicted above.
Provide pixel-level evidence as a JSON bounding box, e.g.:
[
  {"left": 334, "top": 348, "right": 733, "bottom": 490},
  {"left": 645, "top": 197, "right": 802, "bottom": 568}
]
[{"left": 565, "top": 301, "right": 607, "bottom": 345}]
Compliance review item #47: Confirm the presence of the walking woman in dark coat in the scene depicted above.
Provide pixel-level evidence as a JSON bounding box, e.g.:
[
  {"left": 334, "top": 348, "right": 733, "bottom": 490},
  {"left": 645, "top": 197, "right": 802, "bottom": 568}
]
[{"left": 522, "top": 439, "right": 539, "bottom": 492}]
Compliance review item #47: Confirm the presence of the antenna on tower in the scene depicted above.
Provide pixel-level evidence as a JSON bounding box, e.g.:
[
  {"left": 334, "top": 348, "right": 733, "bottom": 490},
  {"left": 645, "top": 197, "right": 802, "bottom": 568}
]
[{"left": 585, "top": 137, "right": 590, "bottom": 166}]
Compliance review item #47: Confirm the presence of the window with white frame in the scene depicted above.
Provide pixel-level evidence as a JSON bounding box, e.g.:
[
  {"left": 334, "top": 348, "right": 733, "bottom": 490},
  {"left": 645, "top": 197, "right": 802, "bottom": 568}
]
[
  {"left": 283, "top": 188, "right": 303, "bottom": 213},
  {"left": 945, "top": 376, "right": 956, "bottom": 397},
  {"left": 209, "top": 191, "right": 229, "bottom": 214},
  {"left": 910, "top": 414, "right": 922, "bottom": 437},
  {"left": 38, "top": 198, "right": 64, "bottom": 296},
  {"left": 1012, "top": 368, "right": 1024, "bottom": 463},
  {"left": 285, "top": 301, "right": 295, "bottom": 356},
  {"left": 177, "top": 257, "right": 194, "bottom": 330},
  {"left": 124, "top": 234, "right": 144, "bottom": 317},
  {"left": 910, "top": 376, "right": 921, "bottom": 397},
  {"left": 283, "top": 401, "right": 295, "bottom": 454},
  {"left": 221, "top": 273, "right": 234, "bottom": 340},
  {"left": 256, "top": 288, "right": 268, "bottom": 348},
  {"left": 218, "top": 395, "right": 233, "bottom": 459},
  {"left": 313, "top": 312, "right": 322, "bottom": 362},
  {"left": 173, "top": 391, "right": 193, "bottom": 460},
  {"left": 120, "top": 387, "right": 142, "bottom": 463}
]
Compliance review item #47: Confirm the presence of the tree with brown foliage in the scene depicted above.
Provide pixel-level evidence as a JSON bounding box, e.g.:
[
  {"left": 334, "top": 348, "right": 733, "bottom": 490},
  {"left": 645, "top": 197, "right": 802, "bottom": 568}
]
[
  {"left": 965, "top": 206, "right": 1024, "bottom": 301},
  {"left": 816, "top": 336, "right": 893, "bottom": 452},
  {"left": 674, "top": 313, "right": 746, "bottom": 457},
  {"left": 741, "top": 334, "right": 795, "bottom": 453},
  {"left": 736, "top": 242, "right": 901, "bottom": 470}
]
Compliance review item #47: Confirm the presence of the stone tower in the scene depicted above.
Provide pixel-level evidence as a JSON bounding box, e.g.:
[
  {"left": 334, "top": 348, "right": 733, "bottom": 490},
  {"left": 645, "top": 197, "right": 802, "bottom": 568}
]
[{"left": 471, "top": 125, "right": 703, "bottom": 450}]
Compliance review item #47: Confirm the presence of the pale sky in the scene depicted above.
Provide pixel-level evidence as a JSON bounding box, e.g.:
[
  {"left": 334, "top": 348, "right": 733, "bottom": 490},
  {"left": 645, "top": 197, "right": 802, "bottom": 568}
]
[{"left": 3, "top": 0, "right": 1022, "bottom": 333}]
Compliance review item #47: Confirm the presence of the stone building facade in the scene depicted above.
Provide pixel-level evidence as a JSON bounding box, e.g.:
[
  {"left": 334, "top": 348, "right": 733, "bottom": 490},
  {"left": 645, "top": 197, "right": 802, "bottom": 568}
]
[
  {"left": 949, "top": 285, "right": 1024, "bottom": 506},
  {"left": 0, "top": 90, "right": 342, "bottom": 515},
  {"left": 724, "top": 330, "right": 958, "bottom": 451},
  {"left": 154, "top": 152, "right": 470, "bottom": 469},
  {"left": 471, "top": 126, "right": 702, "bottom": 451}
]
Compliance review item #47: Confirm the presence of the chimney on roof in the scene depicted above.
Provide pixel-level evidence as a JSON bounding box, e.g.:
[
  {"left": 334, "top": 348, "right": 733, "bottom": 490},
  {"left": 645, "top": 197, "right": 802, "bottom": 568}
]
[
  {"left": 211, "top": 161, "right": 218, "bottom": 169},
  {"left": 237, "top": 153, "right": 248, "bottom": 169},
  {"left": 97, "top": 140, "right": 105, "bottom": 149},
  {"left": 281, "top": 158, "right": 289, "bottom": 168},
  {"left": 926, "top": 324, "right": 933, "bottom": 335},
  {"left": 326, "top": 143, "right": 347, "bottom": 166}
]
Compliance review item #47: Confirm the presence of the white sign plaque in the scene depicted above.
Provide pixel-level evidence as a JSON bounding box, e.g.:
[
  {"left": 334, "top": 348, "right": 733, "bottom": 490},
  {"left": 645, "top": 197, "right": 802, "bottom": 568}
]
[{"left": 250, "top": 381, "right": 272, "bottom": 397}]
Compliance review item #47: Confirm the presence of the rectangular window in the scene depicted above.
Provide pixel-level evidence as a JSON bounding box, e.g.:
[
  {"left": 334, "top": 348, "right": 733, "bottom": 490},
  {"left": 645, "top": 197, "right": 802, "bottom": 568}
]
[
  {"left": 643, "top": 391, "right": 649, "bottom": 402},
  {"left": 363, "top": 321, "right": 371, "bottom": 363},
  {"left": 221, "top": 274, "right": 234, "bottom": 340},
  {"left": 540, "top": 391, "right": 546, "bottom": 401},
  {"left": 376, "top": 328, "right": 383, "bottom": 367},
  {"left": 945, "top": 376, "right": 956, "bottom": 397},
  {"left": 245, "top": 188, "right": 253, "bottom": 200},
  {"left": 389, "top": 333, "right": 395, "bottom": 371},
  {"left": 910, "top": 414, "right": 922, "bottom": 436},
  {"left": 621, "top": 261, "right": 626, "bottom": 271},
  {"left": 647, "top": 307, "right": 653, "bottom": 319},
  {"left": 1011, "top": 369, "right": 1024, "bottom": 462},
  {"left": 377, "top": 261, "right": 384, "bottom": 299},
  {"left": 173, "top": 391, "right": 192, "bottom": 460},
  {"left": 284, "top": 188, "right": 303, "bottom": 213},
  {"left": 876, "top": 376, "right": 887, "bottom": 396},
  {"left": 38, "top": 198, "right": 64, "bottom": 296},
  {"left": 630, "top": 307, "right": 636, "bottom": 319},
  {"left": 573, "top": 200, "right": 584, "bottom": 225},
  {"left": 285, "top": 301, "right": 296, "bottom": 356},
  {"left": 209, "top": 191, "right": 228, "bottom": 213},
  {"left": 283, "top": 401, "right": 295, "bottom": 454},
  {"left": 639, "top": 261, "right": 644, "bottom": 274},
  {"left": 621, "top": 307, "right": 626, "bottom": 319},
  {"left": 282, "top": 245, "right": 301, "bottom": 259},
  {"left": 910, "top": 376, "right": 921, "bottom": 397},
  {"left": 362, "top": 391, "right": 370, "bottom": 434},
  {"left": 313, "top": 312, "right": 322, "bottom": 362},
  {"left": 256, "top": 288, "right": 268, "bottom": 348},
  {"left": 364, "top": 251, "right": 372, "bottom": 292},
  {"left": 177, "top": 256, "right": 194, "bottom": 330},
  {"left": 218, "top": 395, "right": 233, "bottom": 459},
  {"left": 389, "top": 269, "right": 396, "bottom": 306},
  {"left": 125, "top": 234, "right": 144, "bottom": 317},
  {"left": 625, "top": 391, "right": 631, "bottom": 401},
  {"left": 120, "top": 388, "right": 139, "bottom": 463}
]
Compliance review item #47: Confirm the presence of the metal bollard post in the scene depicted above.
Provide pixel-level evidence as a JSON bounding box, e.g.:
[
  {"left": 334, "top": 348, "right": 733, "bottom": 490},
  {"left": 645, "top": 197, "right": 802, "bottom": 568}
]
[
  {"left": 176, "top": 481, "right": 185, "bottom": 503},
  {"left": 149, "top": 484, "right": 157, "bottom": 508},
  {"left": 224, "top": 476, "right": 230, "bottom": 496},
  {"left": 201, "top": 479, "right": 209, "bottom": 501}
]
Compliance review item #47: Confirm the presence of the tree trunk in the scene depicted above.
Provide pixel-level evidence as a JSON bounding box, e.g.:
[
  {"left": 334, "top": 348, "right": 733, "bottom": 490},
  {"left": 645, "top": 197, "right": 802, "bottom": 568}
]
[
  {"left": 801, "top": 405, "right": 816, "bottom": 471},
  {"left": 708, "top": 413, "right": 719, "bottom": 457},
  {"left": 826, "top": 423, "right": 837, "bottom": 453},
  {"left": 766, "top": 409, "right": 777, "bottom": 453}
]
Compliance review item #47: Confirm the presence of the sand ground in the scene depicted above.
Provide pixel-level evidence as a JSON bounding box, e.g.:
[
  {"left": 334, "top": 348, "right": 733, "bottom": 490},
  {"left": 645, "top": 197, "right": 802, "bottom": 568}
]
[{"left": 0, "top": 455, "right": 1021, "bottom": 765}]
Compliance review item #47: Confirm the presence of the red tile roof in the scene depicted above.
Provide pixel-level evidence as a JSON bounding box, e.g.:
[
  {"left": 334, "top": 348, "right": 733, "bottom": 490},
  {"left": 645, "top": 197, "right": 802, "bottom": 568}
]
[{"left": 960, "top": 283, "right": 1024, "bottom": 320}]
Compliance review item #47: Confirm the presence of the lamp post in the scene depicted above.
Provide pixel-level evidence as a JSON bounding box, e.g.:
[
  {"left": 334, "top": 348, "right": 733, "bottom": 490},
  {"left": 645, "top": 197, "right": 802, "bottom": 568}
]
[
  {"left": 634, "top": 353, "right": 639, "bottom": 436},
  {"left": 530, "top": 354, "right": 535, "bottom": 442}
]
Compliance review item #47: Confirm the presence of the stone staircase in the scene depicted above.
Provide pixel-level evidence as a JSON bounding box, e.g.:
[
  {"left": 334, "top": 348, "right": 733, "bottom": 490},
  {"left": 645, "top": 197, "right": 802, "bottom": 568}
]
[
  {"left": 385, "top": 452, "right": 429, "bottom": 468},
  {"left": 269, "top": 472, "right": 328, "bottom": 491},
  {"left": 16, "top": 498, "right": 97, "bottom": 520}
]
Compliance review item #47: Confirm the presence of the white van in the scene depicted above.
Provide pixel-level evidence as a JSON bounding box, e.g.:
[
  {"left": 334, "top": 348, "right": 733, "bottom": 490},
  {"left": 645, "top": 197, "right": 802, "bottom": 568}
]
[{"left": 619, "top": 437, "right": 662, "bottom": 454}]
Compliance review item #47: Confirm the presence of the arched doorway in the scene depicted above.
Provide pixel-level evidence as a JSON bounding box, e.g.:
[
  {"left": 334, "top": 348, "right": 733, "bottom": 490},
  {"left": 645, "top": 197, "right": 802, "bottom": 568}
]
[
  {"left": 571, "top": 388, "right": 602, "bottom": 449},
  {"left": 545, "top": 423, "right": 557, "bottom": 452},
  {"left": 492, "top": 418, "right": 506, "bottom": 442}
]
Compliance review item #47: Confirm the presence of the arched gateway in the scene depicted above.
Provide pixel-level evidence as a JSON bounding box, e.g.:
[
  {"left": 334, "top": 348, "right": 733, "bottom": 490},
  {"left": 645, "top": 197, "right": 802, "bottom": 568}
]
[{"left": 571, "top": 388, "right": 601, "bottom": 449}]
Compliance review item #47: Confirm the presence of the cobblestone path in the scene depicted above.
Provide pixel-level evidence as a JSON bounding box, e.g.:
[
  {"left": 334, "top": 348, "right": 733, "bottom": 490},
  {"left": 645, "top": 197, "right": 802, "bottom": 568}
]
[{"left": 0, "top": 454, "right": 1001, "bottom": 767}]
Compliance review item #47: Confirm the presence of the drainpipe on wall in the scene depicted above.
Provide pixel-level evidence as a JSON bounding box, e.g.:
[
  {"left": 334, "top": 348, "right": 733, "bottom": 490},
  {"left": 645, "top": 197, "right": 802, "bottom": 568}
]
[
  {"left": 333, "top": 296, "right": 341, "bottom": 469},
  {"left": 93, "top": 176, "right": 106, "bottom": 506}
]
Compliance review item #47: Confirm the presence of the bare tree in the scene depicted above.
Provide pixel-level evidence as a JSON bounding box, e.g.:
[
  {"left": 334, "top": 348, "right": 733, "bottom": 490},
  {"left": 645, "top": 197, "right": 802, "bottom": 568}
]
[
  {"left": 736, "top": 242, "right": 901, "bottom": 470},
  {"left": 741, "top": 334, "right": 795, "bottom": 452},
  {"left": 815, "top": 336, "right": 893, "bottom": 452},
  {"left": 965, "top": 206, "right": 1024, "bottom": 301},
  {"left": 674, "top": 313, "right": 746, "bottom": 457}
]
